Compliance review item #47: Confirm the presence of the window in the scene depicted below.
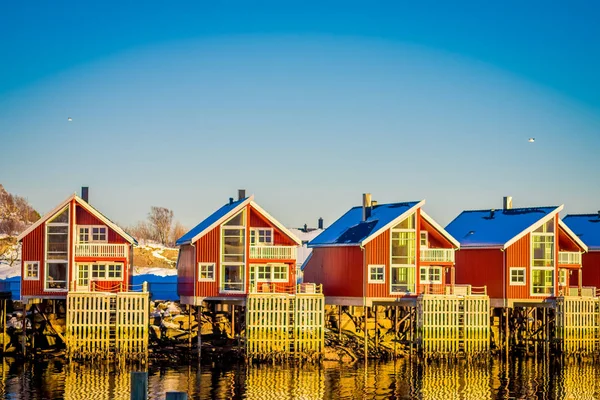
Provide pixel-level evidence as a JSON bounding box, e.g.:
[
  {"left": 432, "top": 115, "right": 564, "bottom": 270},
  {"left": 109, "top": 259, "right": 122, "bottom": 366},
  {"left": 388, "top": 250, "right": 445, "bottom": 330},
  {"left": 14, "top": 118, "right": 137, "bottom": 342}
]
[
  {"left": 92, "top": 264, "right": 107, "bottom": 279},
  {"left": 88, "top": 263, "right": 122, "bottom": 280},
  {"left": 251, "top": 264, "right": 288, "bottom": 283},
  {"left": 420, "top": 266, "right": 442, "bottom": 284},
  {"left": 532, "top": 269, "right": 554, "bottom": 295},
  {"left": 24, "top": 262, "right": 39, "bottom": 280},
  {"left": 558, "top": 269, "right": 567, "bottom": 287},
  {"left": 368, "top": 265, "right": 385, "bottom": 283},
  {"left": 79, "top": 227, "right": 90, "bottom": 243},
  {"left": 531, "top": 218, "right": 555, "bottom": 295},
  {"left": 107, "top": 264, "right": 122, "bottom": 279},
  {"left": 390, "top": 214, "right": 416, "bottom": 293},
  {"left": 221, "top": 211, "right": 246, "bottom": 292},
  {"left": 510, "top": 268, "right": 526, "bottom": 286},
  {"left": 420, "top": 231, "right": 428, "bottom": 248},
  {"left": 46, "top": 207, "right": 69, "bottom": 290},
  {"left": 78, "top": 225, "right": 108, "bottom": 243},
  {"left": 198, "top": 263, "right": 215, "bottom": 281},
  {"left": 250, "top": 228, "right": 273, "bottom": 246},
  {"left": 92, "top": 226, "right": 107, "bottom": 242}
]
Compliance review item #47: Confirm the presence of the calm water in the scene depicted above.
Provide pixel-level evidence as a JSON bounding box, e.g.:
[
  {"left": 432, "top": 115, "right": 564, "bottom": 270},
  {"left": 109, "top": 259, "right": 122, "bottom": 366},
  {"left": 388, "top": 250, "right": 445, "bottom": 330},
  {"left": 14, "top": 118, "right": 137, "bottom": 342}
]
[{"left": 0, "top": 356, "right": 598, "bottom": 399}]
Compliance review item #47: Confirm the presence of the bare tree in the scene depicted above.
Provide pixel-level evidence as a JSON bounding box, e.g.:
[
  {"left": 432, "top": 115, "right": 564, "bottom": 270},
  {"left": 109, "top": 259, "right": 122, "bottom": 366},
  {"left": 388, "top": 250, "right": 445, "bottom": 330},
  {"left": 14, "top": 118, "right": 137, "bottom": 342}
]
[
  {"left": 148, "top": 206, "right": 174, "bottom": 245},
  {"left": 170, "top": 221, "right": 187, "bottom": 247}
]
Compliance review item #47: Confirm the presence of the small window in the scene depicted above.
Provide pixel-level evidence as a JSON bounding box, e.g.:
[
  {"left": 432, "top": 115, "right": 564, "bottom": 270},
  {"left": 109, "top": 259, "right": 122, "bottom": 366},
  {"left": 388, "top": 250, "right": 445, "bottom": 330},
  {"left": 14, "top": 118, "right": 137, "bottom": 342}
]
[
  {"left": 368, "top": 265, "right": 385, "bottom": 283},
  {"left": 107, "top": 264, "right": 122, "bottom": 279},
  {"left": 420, "top": 231, "right": 428, "bottom": 248},
  {"left": 420, "top": 266, "right": 442, "bottom": 284},
  {"left": 92, "top": 264, "right": 107, "bottom": 279},
  {"left": 24, "top": 261, "right": 39, "bottom": 280},
  {"left": 79, "top": 227, "right": 90, "bottom": 243},
  {"left": 558, "top": 269, "right": 567, "bottom": 287},
  {"left": 92, "top": 226, "right": 107, "bottom": 242},
  {"left": 272, "top": 264, "right": 288, "bottom": 281},
  {"left": 510, "top": 268, "right": 526, "bottom": 286},
  {"left": 250, "top": 228, "right": 273, "bottom": 246},
  {"left": 198, "top": 263, "right": 215, "bottom": 281}
]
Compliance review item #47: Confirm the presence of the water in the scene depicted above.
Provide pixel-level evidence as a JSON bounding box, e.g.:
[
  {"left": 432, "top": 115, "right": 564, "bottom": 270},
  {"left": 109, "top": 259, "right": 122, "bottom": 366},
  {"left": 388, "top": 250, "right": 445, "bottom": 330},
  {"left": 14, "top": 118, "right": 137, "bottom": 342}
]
[{"left": 0, "top": 356, "right": 598, "bottom": 399}]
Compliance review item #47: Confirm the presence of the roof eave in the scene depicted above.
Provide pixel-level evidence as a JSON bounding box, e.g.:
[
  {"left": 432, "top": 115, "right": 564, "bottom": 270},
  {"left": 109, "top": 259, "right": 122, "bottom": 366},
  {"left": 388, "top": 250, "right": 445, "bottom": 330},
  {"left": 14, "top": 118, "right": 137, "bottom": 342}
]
[
  {"left": 308, "top": 243, "right": 361, "bottom": 248},
  {"left": 17, "top": 194, "right": 77, "bottom": 242},
  {"left": 188, "top": 196, "right": 254, "bottom": 245},
  {"left": 420, "top": 210, "right": 460, "bottom": 249},
  {"left": 502, "top": 205, "right": 564, "bottom": 250},
  {"left": 558, "top": 219, "right": 589, "bottom": 253}
]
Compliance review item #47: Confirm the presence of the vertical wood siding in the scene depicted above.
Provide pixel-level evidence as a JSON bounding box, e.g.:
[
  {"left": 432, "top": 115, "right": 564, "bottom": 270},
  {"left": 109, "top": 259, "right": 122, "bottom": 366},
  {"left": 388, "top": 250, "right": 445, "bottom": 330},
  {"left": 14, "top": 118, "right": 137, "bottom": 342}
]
[
  {"left": 21, "top": 223, "right": 46, "bottom": 297},
  {"left": 506, "top": 233, "right": 529, "bottom": 299},
  {"left": 75, "top": 205, "right": 126, "bottom": 244},
  {"left": 195, "top": 224, "right": 221, "bottom": 298},
  {"left": 249, "top": 206, "right": 295, "bottom": 246},
  {"left": 303, "top": 246, "right": 364, "bottom": 298},
  {"left": 177, "top": 244, "right": 196, "bottom": 297},
  {"left": 581, "top": 252, "right": 600, "bottom": 289},
  {"left": 455, "top": 248, "right": 504, "bottom": 300},
  {"left": 365, "top": 230, "right": 389, "bottom": 298}
]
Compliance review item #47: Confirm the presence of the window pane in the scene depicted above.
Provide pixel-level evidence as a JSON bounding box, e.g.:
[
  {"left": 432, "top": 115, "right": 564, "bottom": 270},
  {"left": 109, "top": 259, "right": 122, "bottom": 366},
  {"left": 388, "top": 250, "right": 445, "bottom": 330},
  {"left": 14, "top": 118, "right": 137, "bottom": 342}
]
[
  {"left": 224, "top": 211, "right": 245, "bottom": 226},
  {"left": 391, "top": 266, "right": 415, "bottom": 292},
  {"left": 50, "top": 208, "right": 69, "bottom": 224},
  {"left": 46, "top": 262, "right": 67, "bottom": 289},
  {"left": 393, "top": 214, "right": 415, "bottom": 230},
  {"left": 223, "top": 264, "right": 244, "bottom": 291},
  {"left": 391, "top": 231, "right": 416, "bottom": 265}
]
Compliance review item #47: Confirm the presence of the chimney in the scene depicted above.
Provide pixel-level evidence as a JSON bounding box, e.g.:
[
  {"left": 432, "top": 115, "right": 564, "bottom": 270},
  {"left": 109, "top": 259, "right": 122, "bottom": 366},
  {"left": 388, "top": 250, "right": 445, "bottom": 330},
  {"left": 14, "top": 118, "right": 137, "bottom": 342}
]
[
  {"left": 238, "top": 189, "right": 246, "bottom": 201},
  {"left": 490, "top": 209, "right": 495, "bottom": 219},
  {"left": 362, "top": 193, "right": 372, "bottom": 221},
  {"left": 81, "top": 187, "right": 89, "bottom": 203},
  {"left": 503, "top": 196, "right": 513, "bottom": 210},
  {"left": 372, "top": 200, "right": 378, "bottom": 207},
  {"left": 318, "top": 217, "right": 324, "bottom": 230},
  {"left": 303, "top": 223, "right": 308, "bottom": 232},
  {"left": 229, "top": 197, "right": 234, "bottom": 205}
]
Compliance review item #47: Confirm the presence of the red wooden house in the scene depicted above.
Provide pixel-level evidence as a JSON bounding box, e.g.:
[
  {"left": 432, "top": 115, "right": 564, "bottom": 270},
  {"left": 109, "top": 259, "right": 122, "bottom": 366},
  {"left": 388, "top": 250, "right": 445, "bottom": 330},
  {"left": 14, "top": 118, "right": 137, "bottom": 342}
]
[
  {"left": 563, "top": 213, "right": 600, "bottom": 291},
  {"left": 445, "top": 197, "right": 588, "bottom": 308},
  {"left": 302, "top": 194, "right": 460, "bottom": 306},
  {"left": 17, "top": 188, "right": 138, "bottom": 302},
  {"left": 176, "top": 191, "right": 302, "bottom": 306}
]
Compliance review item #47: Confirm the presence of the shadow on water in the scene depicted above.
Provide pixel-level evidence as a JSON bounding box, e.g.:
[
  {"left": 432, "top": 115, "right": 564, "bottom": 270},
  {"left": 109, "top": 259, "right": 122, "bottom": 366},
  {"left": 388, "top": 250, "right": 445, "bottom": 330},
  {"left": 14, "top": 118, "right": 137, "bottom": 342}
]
[{"left": 0, "top": 356, "right": 599, "bottom": 399}]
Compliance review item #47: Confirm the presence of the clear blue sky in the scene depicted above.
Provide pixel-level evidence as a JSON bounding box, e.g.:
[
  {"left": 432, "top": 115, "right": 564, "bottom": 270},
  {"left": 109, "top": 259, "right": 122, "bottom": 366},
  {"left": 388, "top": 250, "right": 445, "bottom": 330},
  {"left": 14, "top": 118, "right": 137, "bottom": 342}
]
[{"left": 1, "top": 1, "right": 599, "bottom": 230}]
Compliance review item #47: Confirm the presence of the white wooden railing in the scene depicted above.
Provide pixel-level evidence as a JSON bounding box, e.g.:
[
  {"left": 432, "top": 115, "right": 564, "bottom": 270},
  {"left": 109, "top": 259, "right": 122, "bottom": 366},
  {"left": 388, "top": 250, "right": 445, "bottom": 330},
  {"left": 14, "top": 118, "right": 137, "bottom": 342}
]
[
  {"left": 420, "top": 248, "right": 455, "bottom": 263},
  {"left": 250, "top": 246, "right": 297, "bottom": 259},
  {"left": 75, "top": 243, "right": 127, "bottom": 258},
  {"left": 558, "top": 251, "right": 582, "bottom": 265}
]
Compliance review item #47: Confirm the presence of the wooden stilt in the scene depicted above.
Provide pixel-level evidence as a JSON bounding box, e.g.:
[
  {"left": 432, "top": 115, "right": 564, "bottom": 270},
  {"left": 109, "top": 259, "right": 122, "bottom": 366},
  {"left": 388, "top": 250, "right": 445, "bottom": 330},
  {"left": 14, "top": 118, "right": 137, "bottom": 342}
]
[
  {"left": 188, "top": 305, "right": 192, "bottom": 349},
  {"left": 364, "top": 306, "right": 368, "bottom": 360},
  {"left": 231, "top": 305, "right": 235, "bottom": 337},
  {"left": 22, "top": 302, "right": 28, "bottom": 357},
  {"left": 338, "top": 306, "right": 342, "bottom": 341},
  {"left": 504, "top": 308, "right": 509, "bottom": 357},
  {"left": 197, "top": 305, "right": 202, "bottom": 360},
  {"left": 394, "top": 306, "right": 398, "bottom": 359},
  {"left": 2, "top": 300, "right": 5, "bottom": 354},
  {"left": 374, "top": 305, "right": 379, "bottom": 351}
]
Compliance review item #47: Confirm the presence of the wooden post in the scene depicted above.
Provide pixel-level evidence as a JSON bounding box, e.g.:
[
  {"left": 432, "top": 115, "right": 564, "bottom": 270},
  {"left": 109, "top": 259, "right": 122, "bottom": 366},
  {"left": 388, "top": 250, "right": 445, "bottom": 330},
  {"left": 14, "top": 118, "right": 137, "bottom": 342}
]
[
  {"left": 2, "top": 299, "right": 5, "bottom": 353},
  {"left": 188, "top": 305, "right": 192, "bottom": 349},
  {"left": 165, "top": 392, "right": 188, "bottom": 400},
  {"left": 130, "top": 371, "right": 148, "bottom": 400},
  {"left": 394, "top": 307, "right": 398, "bottom": 359},
  {"left": 504, "top": 308, "right": 509, "bottom": 358},
  {"left": 231, "top": 305, "right": 235, "bottom": 337},
  {"left": 22, "top": 302, "right": 28, "bottom": 356},
  {"left": 364, "top": 306, "right": 368, "bottom": 360},
  {"left": 338, "top": 306, "right": 342, "bottom": 341},
  {"left": 374, "top": 305, "right": 379, "bottom": 351},
  {"left": 197, "top": 306, "right": 202, "bottom": 359}
]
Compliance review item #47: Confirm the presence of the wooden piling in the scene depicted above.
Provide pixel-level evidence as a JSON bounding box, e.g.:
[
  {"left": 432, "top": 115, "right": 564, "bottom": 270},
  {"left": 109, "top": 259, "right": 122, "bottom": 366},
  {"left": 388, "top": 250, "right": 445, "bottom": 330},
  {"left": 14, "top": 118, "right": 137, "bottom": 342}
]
[{"left": 130, "top": 371, "right": 148, "bottom": 400}]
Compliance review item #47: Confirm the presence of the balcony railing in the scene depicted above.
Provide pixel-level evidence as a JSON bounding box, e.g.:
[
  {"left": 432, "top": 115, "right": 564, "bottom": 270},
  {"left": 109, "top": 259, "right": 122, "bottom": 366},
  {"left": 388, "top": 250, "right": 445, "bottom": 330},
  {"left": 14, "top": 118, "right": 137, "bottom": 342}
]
[
  {"left": 250, "top": 245, "right": 296, "bottom": 260},
  {"left": 419, "top": 284, "right": 487, "bottom": 296},
  {"left": 420, "top": 248, "right": 455, "bottom": 263},
  {"left": 75, "top": 243, "right": 127, "bottom": 258},
  {"left": 248, "top": 282, "right": 323, "bottom": 294},
  {"left": 558, "top": 251, "right": 582, "bottom": 265}
]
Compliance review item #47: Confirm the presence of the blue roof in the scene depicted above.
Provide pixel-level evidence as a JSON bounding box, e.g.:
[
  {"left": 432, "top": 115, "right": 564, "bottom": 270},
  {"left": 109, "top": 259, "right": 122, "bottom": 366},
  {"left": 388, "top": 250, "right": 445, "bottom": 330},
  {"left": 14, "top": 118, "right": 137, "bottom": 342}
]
[
  {"left": 309, "top": 201, "right": 421, "bottom": 247},
  {"left": 176, "top": 197, "right": 248, "bottom": 246},
  {"left": 563, "top": 214, "right": 600, "bottom": 251},
  {"left": 445, "top": 207, "right": 559, "bottom": 248}
]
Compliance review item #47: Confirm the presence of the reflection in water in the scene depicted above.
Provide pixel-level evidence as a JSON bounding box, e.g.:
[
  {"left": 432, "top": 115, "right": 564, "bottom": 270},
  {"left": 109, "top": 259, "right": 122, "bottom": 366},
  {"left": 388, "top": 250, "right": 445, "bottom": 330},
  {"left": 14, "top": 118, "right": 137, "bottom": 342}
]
[{"left": 0, "top": 356, "right": 600, "bottom": 399}]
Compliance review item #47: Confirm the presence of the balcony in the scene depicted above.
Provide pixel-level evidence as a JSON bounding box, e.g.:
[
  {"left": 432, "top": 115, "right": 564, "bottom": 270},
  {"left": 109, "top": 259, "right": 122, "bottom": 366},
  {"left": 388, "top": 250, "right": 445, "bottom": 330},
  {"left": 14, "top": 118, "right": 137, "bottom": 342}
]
[
  {"left": 558, "top": 251, "right": 582, "bottom": 265},
  {"left": 419, "top": 284, "right": 487, "bottom": 296},
  {"left": 249, "top": 245, "right": 296, "bottom": 260},
  {"left": 420, "top": 248, "right": 455, "bottom": 263},
  {"left": 75, "top": 243, "right": 127, "bottom": 258}
]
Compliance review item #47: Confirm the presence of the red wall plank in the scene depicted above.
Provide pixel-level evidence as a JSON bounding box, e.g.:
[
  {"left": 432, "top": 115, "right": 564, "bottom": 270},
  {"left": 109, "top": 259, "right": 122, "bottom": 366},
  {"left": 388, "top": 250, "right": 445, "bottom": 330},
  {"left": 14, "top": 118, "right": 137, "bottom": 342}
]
[
  {"left": 303, "top": 246, "right": 364, "bottom": 298},
  {"left": 455, "top": 248, "right": 504, "bottom": 299}
]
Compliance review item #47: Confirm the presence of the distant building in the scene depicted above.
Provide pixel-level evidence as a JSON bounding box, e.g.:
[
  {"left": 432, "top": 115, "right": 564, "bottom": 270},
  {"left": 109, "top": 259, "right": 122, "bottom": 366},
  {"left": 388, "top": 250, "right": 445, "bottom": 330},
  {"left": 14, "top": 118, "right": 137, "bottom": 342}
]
[{"left": 288, "top": 220, "right": 324, "bottom": 283}]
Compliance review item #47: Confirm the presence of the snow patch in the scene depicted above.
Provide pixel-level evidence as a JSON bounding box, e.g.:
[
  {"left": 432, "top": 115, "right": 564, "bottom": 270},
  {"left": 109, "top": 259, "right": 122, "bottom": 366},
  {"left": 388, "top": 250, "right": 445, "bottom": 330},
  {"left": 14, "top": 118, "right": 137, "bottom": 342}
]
[{"left": 133, "top": 267, "right": 177, "bottom": 277}]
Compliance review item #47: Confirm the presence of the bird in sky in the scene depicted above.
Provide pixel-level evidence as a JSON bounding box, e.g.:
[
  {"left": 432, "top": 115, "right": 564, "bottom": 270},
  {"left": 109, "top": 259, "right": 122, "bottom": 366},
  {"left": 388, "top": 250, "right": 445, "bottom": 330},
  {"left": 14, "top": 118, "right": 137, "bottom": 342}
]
[
  {"left": 67, "top": 117, "right": 72, "bottom": 122},
  {"left": 528, "top": 138, "right": 535, "bottom": 143}
]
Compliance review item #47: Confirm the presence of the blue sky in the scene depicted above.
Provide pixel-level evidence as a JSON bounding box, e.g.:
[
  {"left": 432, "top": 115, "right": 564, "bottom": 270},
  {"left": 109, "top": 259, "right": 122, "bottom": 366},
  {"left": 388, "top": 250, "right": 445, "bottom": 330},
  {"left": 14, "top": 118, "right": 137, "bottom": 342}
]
[{"left": 1, "top": 1, "right": 599, "bottom": 230}]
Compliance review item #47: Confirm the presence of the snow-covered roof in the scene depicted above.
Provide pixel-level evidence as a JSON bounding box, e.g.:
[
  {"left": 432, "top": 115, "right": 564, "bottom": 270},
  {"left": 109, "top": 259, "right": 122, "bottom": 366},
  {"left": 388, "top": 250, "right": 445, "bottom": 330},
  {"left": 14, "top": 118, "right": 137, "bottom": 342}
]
[
  {"left": 563, "top": 214, "right": 600, "bottom": 251},
  {"left": 445, "top": 206, "right": 562, "bottom": 249},
  {"left": 176, "top": 196, "right": 301, "bottom": 246},
  {"left": 287, "top": 228, "right": 323, "bottom": 243},
  {"left": 17, "top": 194, "right": 137, "bottom": 245},
  {"left": 309, "top": 201, "right": 424, "bottom": 247}
]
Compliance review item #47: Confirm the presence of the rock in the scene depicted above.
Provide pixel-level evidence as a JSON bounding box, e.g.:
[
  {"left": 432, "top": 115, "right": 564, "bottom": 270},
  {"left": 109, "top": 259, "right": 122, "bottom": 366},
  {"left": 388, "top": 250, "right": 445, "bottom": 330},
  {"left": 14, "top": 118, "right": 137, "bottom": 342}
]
[{"left": 323, "top": 347, "right": 340, "bottom": 361}]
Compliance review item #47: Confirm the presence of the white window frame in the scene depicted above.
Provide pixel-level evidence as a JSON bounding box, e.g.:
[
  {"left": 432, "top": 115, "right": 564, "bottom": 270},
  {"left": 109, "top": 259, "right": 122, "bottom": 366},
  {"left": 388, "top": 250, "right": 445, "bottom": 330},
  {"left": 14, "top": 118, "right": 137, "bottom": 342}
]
[
  {"left": 531, "top": 266, "right": 555, "bottom": 296},
  {"left": 45, "top": 206, "right": 70, "bottom": 291},
  {"left": 558, "top": 269, "right": 567, "bottom": 287},
  {"left": 220, "top": 263, "right": 245, "bottom": 293},
  {"left": 220, "top": 210, "right": 246, "bottom": 293},
  {"left": 24, "top": 261, "right": 39, "bottom": 281},
  {"left": 250, "top": 228, "right": 274, "bottom": 246},
  {"left": 390, "top": 213, "right": 417, "bottom": 294},
  {"left": 509, "top": 267, "right": 526, "bottom": 286},
  {"left": 419, "top": 266, "right": 442, "bottom": 284},
  {"left": 420, "top": 231, "right": 428, "bottom": 248},
  {"left": 89, "top": 262, "right": 123, "bottom": 280},
  {"left": 198, "top": 263, "right": 215, "bottom": 282},
  {"left": 368, "top": 264, "right": 385, "bottom": 284},
  {"left": 78, "top": 225, "right": 108, "bottom": 243}
]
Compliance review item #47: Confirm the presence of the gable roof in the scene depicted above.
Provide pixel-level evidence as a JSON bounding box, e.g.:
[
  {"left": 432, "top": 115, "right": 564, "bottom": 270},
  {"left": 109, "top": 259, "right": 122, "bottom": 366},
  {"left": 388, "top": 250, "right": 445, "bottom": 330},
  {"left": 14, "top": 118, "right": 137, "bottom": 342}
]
[
  {"left": 445, "top": 206, "right": 562, "bottom": 249},
  {"left": 420, "top": 210, "right": 461, "bottom": 249},
  {"left": 17, "top": 194, "right": 137, "bottom": 245},
  {"left": 558, "top": 219, "right": 588, "bottom": 252},
  {"left": 309, "top": 200, "right": 424, "bottom": 247},
  {"left": 175, "top": 196, "right": 301, "bottom": 246},
  {"left": 563, "top": 214, "right": 600, "bottom": 251}
]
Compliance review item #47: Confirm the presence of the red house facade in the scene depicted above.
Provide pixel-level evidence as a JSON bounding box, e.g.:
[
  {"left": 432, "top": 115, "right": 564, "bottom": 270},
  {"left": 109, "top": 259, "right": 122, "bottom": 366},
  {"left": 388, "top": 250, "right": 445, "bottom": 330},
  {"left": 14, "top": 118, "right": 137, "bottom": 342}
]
[
  {"left": 176, "top": 192, "right": 301, "bottom": 306},
  {"left": 563, "top": 213, "right": 600, "bottom": 291},
  {"left": 18, "top": 191, "right": 137, "bottom": 302},
  {"left": 445, "top": 198, "right": 588, "bottom": 308},
  {"left": 303, "top": 194, "right": 460, "bottom": 306}
]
